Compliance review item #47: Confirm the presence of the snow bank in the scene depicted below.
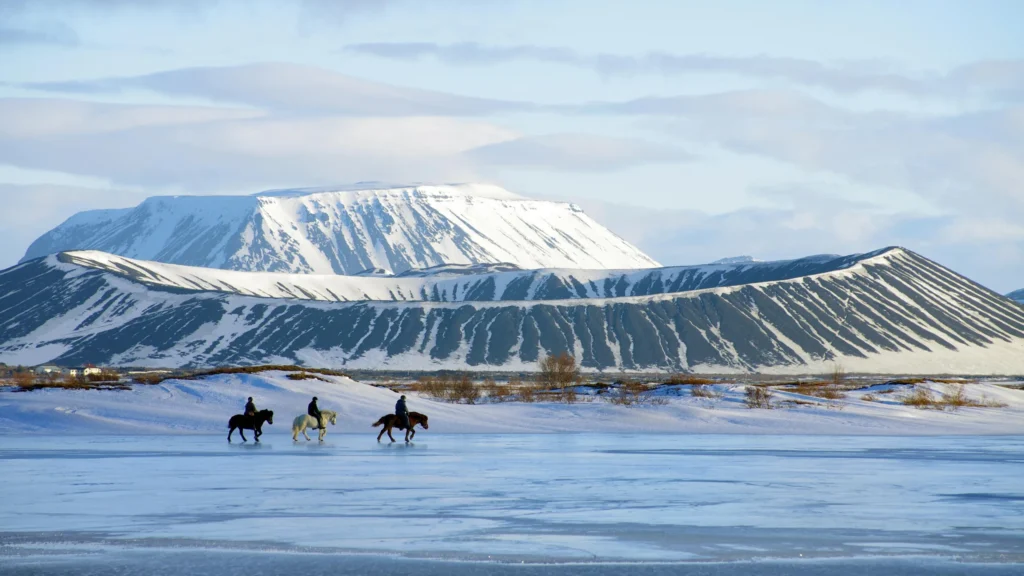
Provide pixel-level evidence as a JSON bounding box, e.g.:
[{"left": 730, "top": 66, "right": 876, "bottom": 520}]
[{"left": 2, "top": 372, "right": 1022, "bottom": 436}]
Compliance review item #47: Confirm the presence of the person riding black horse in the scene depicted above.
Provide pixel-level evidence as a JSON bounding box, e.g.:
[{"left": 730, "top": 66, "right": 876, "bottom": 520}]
[
  {"left": 308, "top": 396, "right": 323, "bottom": 429},
  {"left": 244, "top": 397, "right": 257, "bottom": 419},
  {"left": 395, "top": 395, "right": 410, "bottom": 430}
]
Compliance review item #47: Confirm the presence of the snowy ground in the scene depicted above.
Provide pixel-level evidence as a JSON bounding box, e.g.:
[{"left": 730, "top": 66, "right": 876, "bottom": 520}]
[
  {"left": 2, "top": 374, "right": 1023, "bottom": 573},
  {"left": 1, "top": 372, "right": 1023, "bottom": 436}
]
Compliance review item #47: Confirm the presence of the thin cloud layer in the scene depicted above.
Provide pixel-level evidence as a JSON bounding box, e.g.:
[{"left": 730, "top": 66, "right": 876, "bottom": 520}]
[
  {"left": 468, "top": 134, "right": 692, "bottom": 171},
  {"left": 0, "top": 97, "right": 683, "bottom": 189},
  {"left": 347, "top": 42, "right": 1024, "bottom": 101},
  {"left": 26, "top": 63, "right": 529, "bottom": 116}
]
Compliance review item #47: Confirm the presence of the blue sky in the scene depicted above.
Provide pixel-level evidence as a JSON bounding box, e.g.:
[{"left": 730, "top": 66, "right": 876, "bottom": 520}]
[{"left": 1, "top": 0, "right": 1022, "bottom": 290}]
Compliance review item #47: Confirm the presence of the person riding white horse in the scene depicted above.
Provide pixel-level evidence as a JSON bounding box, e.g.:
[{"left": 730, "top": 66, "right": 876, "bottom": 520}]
[
  {"left": 292, "top": 409, "right": 337, "bottom": 441},
  {"left": 308, "top": 396, "right": 323, "bottom": 429}
]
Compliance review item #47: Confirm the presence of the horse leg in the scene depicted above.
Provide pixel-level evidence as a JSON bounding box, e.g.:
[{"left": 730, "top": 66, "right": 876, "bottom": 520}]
[
  {"left": 377, "top": 427, "right": 385, "bottom": 442},
  {"left": 303, "top": 425, "right": 311, "bottom": 441},
  {"left": 254, "top": 426, "right": 261, "bottom": 443},
  {"left": 387, "top": 426, "right": 396, "bottom": 443},
  {"left": 228, "top": 426, "right": 234, "bottom": 442}
]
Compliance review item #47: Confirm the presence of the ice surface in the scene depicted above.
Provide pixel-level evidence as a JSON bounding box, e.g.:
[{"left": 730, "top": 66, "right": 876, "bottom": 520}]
[{"left": 1, "top": 434, "right": 1022, "bottom": 574}]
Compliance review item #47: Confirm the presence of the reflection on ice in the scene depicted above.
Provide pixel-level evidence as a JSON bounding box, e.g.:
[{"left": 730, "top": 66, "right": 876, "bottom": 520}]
[{"left": 0, "top": 434, "right": 1022, "bottom": 570}]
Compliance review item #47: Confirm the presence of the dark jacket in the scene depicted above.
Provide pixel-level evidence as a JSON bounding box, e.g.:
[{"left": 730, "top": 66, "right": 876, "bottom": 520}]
[
  {"left": 308, "top": 399, "right": 321, "bottom": 418},
  {"left": 244, "top": 400, "right": 256, "bottom": 415},
  {"left": 395, "top": 397, "right": 408, "bottom": 415}
]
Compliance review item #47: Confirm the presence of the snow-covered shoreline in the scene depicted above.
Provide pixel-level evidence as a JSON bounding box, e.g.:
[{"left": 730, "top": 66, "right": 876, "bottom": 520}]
[{"left": 2, "top": 371, "right": 1022, "bottom": 436}]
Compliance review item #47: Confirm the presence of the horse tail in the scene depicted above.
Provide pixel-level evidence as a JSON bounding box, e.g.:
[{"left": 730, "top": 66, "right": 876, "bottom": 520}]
[{"left": 372, "top": 416, "right": 385, "bottom": 427}]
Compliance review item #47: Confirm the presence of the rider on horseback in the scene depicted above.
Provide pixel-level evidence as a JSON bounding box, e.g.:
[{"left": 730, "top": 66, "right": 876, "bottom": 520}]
[
  {"left": 395, "top": 395, "right": 410, "bottom": 430},
  {"left": 308, "top": 396, "right": 323, "bottom": 429},
  {"left": 244, "top": 397, "right": 257, "bottom": 422}
]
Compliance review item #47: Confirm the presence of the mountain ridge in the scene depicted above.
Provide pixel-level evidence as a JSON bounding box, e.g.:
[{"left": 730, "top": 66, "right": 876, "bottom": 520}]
[{"left": 3, "top": 247, "right": 1022, "bottom": 373}]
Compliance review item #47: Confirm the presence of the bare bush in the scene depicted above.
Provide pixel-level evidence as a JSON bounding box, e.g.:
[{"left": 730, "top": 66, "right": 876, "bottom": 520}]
[
  {"left": 690, "top": 383, "right": 721, "bottom": 398},
  {"left": 537, "top": 352, "right": 582, "bottom": 404},
  {"left": 862, "top": 393, "right": 879, "bottom": 402},
  {"left": 744, "top": 385, "right": 774, "bottom": 409},
  {"left": 901, "top": 387, "right": 936, "bottom": 408},
  {"left": 607, "top": 380, "right": 668, "bottom": 406}
]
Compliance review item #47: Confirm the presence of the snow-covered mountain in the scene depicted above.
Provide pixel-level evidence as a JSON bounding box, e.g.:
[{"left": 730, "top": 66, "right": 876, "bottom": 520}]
[
  {"left": 21, "top": 183, "right": 659, "bottom": 274},
  {"left": 1009, "top": 289, "right": 1024, "bottom": 304},
  {"left": 3, "top": 247, "right": 1023, "bottom": 373}
]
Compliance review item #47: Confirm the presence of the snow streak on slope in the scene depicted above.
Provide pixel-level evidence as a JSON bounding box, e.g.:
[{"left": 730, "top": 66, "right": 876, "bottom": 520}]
[
  {"left": 57, "top": 249, "right": 879, "bottom": 303},
  {"left": 22, "top": 183, "right": 659, "bottom": 274},
  {"left": 2, "top": 248, "right": 1023, "bottom": 373}
]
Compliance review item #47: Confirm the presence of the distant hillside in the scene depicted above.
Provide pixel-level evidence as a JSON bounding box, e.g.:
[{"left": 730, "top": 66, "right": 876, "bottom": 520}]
[
  {"left": 3, "top": 247, "right": 1023, "bottom": 374},
  {"left": 1009, "top": 289, "right": 1024, "bottom": 304}
]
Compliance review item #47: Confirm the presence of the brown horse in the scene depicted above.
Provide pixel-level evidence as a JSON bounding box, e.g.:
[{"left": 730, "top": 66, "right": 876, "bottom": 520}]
[
  {"left": 372, "top": 411, "right": 429, "bottom": 442},
  {"left": 228, "top": 409, "right": 273, "bottom": 443}
]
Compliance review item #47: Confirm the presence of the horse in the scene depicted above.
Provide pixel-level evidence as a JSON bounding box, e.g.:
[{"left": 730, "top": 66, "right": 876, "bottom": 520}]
[
  {"left": 372, "top": 411, "right": 429, "bottom": 443},
  {"left": 292, "top": 409, "right": 338, "bottom": 442},
  {"left": 227, "top": 409, "right": 273, "bottom": 443}
]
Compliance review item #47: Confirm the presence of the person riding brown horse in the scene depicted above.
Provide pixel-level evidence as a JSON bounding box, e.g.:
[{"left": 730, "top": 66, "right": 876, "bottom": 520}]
[{"left": 372, "top": 411, "right": 428, "bottom": 442}]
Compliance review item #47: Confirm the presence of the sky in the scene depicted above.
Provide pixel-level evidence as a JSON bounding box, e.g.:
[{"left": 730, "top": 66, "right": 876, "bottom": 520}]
[{"left": 0, "top": 0, "right": 1022, "bottom": 291}]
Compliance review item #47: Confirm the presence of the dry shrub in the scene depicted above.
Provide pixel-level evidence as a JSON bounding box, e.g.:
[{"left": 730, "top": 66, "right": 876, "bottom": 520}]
[
  {"left": 829, "top": 364, "right": 846, "bottom": 386},
  {"left": 286, "top": 372, "right": 329, "bottom": 382},
  {"left": 690, "top": 383, "right": 721, "bottom": 398},
  {"left": 664, "top": 374, "right": 715, "bottom": 385},
  {"left": 608, "top": 380, "right": 668, "bottom": 406},
  {"left": 940, "top": 384, "right": 1007, "bottom": 410},
  {"left": 411, "top": 374, "right": 480, "bottom": 404},
  {"left": 862, "top": 393, "right": 879, "bottom": 402},
  {"left": 792, "top": 381, "right": 846, "bottom": 400},
  {"left": 537, "top": 353, "right": 582, "bottom": 404},
  {"left": 132, "top": 373, "right": 165, "bottom": 385},
  {"left": 901, "top": 387, "right": 937, "bottom": 408},
  {"left": 449, "top": 374, "right": 480, "bottom": 404},
  {"left": 744, "top": 385, "right": 774, "bottom": 409},
  {"left": 481, "top": 377, "right": 514, "bottom": 403}
]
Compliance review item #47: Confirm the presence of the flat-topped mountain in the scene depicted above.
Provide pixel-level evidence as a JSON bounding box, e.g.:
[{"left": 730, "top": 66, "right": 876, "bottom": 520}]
[
  {"left": 2, "top": 247, "right": 1022, "bottom": 373},
  {"left": 21, "top": 183, "right": 659, "bottom": 275}
]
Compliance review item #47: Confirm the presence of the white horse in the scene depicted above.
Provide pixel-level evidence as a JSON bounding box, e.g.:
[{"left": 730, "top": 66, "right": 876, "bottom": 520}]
[{"left": 292, "top": 409, "right": 337, "bottom": 441}]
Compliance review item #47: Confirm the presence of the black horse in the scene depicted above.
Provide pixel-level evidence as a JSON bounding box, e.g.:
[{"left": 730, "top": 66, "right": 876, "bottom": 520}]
[{"left": 228, "top": 409, "right": 274, "bottom": 442}]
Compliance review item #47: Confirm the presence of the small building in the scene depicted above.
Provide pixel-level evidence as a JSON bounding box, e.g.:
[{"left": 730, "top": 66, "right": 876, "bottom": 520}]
[
  {"left": 82, "top": 366, "right": 103, "bottom": 377},
  {"left": 35, "top": 365, "right": 61, "bottom": 375}
]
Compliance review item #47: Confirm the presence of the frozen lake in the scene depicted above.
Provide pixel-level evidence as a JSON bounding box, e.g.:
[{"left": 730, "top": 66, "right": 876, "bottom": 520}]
[{"left": 1, "top": 434, "right": 1022, "bottom": 574}]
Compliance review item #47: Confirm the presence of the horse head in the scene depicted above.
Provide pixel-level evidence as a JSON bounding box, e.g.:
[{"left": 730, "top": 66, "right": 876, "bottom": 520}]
[
  {"left": 329, "top": 413, "right": 337, "bottom": 425},
  {"left": 262, "top": 409, "right": 274, "bottom": 425},
  {"left": 417, "top": 413, "right": 429, "bottom": 429}
]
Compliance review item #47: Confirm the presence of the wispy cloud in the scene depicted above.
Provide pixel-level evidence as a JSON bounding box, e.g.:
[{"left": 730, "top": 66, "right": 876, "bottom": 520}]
[
  {"left": 346, "top": 42, "right": 1024, "bottom": 102},
  {"left": 0, "top": 24, "right": 78, "bottom": 47},
  {"left": 0, "top": 97, "right": 684, "bottom": 190},
  {"left": 467, "top": 134, "right": 692, "bottom": 171},
  {"left": 24, "top": 62, "right": 531, "bottom": 116}
]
